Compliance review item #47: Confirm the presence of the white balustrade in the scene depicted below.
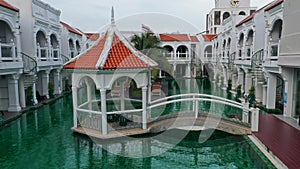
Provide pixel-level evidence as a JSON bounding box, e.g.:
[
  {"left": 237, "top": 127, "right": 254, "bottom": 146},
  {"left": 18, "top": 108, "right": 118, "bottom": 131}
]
[{"left": 0, "top": 43, "right": 16, "bottom": 62}]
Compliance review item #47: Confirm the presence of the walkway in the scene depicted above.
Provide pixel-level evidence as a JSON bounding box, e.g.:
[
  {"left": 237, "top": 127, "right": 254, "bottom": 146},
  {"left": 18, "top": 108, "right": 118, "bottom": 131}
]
[{"left": 253, "top": 114, "right": 300, "bottom": 169}]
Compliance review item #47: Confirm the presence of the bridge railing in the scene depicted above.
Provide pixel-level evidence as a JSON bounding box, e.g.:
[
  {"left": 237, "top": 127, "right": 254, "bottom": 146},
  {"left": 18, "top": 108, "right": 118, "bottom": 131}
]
[
  {"left": 149, "top": 93, "right": 259, "bottom": 131},
  {"left": 74, "top": 93, "right": 259, "bottom": 135}
]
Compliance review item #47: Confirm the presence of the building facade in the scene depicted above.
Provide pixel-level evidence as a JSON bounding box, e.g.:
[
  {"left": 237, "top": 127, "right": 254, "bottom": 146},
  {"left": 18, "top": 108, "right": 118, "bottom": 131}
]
[
  {"left": 0, "top": 0, "right": 87, "bottom": 112},
  {"left": 199, "top": 0, "right": 297, "bottom": 119}
]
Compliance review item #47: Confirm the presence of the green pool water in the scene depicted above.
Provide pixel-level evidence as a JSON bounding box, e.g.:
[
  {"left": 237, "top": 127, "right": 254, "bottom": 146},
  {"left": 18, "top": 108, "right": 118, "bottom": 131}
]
[{"left": 0, "top": 79, "right": 275, "bottom": 169}]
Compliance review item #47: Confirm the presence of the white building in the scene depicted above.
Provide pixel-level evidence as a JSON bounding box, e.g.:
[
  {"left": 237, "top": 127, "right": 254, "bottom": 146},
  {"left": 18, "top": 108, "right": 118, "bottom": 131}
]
[
  {"left": 0, "top": 1, "right": 22, "bottom": 112},
  {"left": 159, "top": 33, "right": 200, "bottom": 78},
  {"left": 200, "top": 0, "right": 289, "bottom": 117},
  {"left": 278, "top": 0, "right": 300, "bottom": 120},
  {"left": 0, "top": 0, "right": 88, "bottom": 112}
]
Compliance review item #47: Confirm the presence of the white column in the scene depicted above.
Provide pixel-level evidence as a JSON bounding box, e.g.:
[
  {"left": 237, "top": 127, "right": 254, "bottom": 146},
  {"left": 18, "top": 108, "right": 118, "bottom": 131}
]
[
  {"left": 173, "top": 64, "right": 177, "bottom": 77},
  {"left": 18, "top": 75, "right": 26, "bottom": 108},
  {"left": 72, "top": 87, "right": 78, "bottom": 128},
  {"left": 245, "top": 72, "right": 252, "bottom": 93},
  {"left": 237, "top": 70, "right": 244, "bottom": 91},
  {"left": 86, "top": 80, "right": 92, "bottom": 110},
  {"left": 42, "top": 70, "right": 50, "bottom": 99},
  {"left": 283, "top": 80, "right": 291, "bottom": 117},
  {"left": 262, "top": 85, "right": 267, "bottom": 105},
  {"left": 186, "top": 64, "right": 191, "bottom": 78},
  {"left": 255, "top": 82, "right": 263, "bottom": 103},
  {"left": 14, "top": 30, "right": 22, "bottom": 61},
  {"left": 251, "top": 108, "right": 259, "bottom": 132},
  {"left": 242, "top": 102, "right": 249, "bottom": 123},
  {"left": 32, "top": 82, "right": 38, "bottom": 104},
  {"left": 232, "top": 74, "right": 237, "bottom": 90},
  {"left": 142, "top": 86, "right": 147, "bottom": 130},
  {"left": 266, "top": 73, "right": 276, "bottom": 109},
  {"left": 100, "top": 89, "right": 107, "bottom": 135},
  {"left": 8, "top": 74, "right": 21, "bottom": 112},
  {"left": 120, "top": 82, "right": 125, "bottom": 111},
  {"left": 54, "top": 70, "right": 61, "bottom": 95}
]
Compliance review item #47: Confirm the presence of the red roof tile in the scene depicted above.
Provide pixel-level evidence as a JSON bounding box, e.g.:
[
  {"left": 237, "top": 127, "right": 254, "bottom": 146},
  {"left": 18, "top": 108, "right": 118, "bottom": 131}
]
[
  {"left": 159, "top": 34, "right": 191, "bottom": 41},
  {"left": 202, "top": 34, "right": 217, "bottom": 41},
  {"left": 0, "top": 0, "right": 19, "bottom": 12},
  {"left": 265, "top": 0, "right": 284, "bottom": 11},
  {"left": 61, "top": 22, "right": 82, "bottom": 36},
  {"left": 85, "top": 33, "right": 100, "bottom": 41},
  {"left": 103, "top": 35, "right": 149, "bottom": 69},
  {"left": 190, "top": 36, "right": 199, "bottom": 42},
  {"left": 64, "top": 27, "right": 157, "bottom": 70},
  {"left": 64, "top": 33, "right": 107, "bottom": 69}
]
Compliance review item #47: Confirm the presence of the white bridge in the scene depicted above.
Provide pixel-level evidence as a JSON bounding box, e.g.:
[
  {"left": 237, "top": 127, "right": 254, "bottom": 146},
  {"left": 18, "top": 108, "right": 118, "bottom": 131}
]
[{"left": 73, "top": 93, "right": 259, "bottom": 139}]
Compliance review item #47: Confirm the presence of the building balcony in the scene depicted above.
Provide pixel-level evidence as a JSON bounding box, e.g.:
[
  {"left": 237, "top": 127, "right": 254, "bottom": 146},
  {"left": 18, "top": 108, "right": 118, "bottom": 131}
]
[
  {"left": 268, "top": 42, "right": 279, "bottom": 60},
  {"left": 0, "top": 43, "right": 20, "bottom": 62},
  {"left": 165, "top": 52, "right": 191, "bottom": 62}
]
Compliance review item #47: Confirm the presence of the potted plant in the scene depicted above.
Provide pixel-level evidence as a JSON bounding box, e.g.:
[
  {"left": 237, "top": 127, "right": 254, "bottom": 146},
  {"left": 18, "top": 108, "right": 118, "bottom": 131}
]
[
  {"left": 236, "top": 85, "right": 242, "bottom": 101},
  {"left": 48, "top": 81, "right": 54, "bottom": 98},
  {"left": 248, "top": 86, "right": 256, "bottom": 107},
  {"left": 227, "top": 79, "right": 232, "bottom": 91},
  {"left": 26, "top": 86, "right": 34, "bottom": 106}
]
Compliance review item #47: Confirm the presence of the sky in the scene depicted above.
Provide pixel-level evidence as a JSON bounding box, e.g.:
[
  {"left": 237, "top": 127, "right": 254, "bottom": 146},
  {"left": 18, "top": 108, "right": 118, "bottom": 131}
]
[{"left": 42, "top": 0, "right": 274, "bottom": 34}]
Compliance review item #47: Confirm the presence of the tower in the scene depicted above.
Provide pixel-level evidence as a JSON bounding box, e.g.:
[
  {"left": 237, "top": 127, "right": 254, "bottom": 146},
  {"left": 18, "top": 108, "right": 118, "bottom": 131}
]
[{"left": 207, "top": 0, "right": 255, "bottom": 34}]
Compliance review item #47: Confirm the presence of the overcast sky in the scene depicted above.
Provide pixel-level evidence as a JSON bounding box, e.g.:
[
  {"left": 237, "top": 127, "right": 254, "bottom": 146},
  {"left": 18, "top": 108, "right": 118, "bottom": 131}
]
[{"left": 43, "top": 0, "right": 273, "bottom": 34}]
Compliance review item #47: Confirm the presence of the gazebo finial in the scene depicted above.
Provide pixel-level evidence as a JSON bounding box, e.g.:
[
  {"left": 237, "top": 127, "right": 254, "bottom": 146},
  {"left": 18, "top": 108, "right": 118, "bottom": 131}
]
[{"left": 111, "top": 6, "right": 115, "bottom": 25}]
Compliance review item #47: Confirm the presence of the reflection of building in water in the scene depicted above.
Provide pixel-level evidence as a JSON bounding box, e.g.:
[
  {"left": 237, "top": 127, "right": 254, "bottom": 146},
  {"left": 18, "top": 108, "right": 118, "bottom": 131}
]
[{"left": 72, "top": 129, "right": 270, "bottom": 168}]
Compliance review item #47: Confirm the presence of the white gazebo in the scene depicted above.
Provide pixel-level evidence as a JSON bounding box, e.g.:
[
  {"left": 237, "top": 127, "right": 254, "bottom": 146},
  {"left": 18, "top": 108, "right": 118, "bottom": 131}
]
[{"left": 64, "top": 8, "right": 158, "bottom": 138}]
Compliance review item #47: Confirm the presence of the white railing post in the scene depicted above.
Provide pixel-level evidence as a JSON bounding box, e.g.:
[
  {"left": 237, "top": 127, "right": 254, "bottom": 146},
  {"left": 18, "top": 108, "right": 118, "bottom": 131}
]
[
  {"left": 195, "top": 99, "right": 199, "bottom": 118},
  {"left": 100, "top": 89, "right": 107, "bottom": 135},
  {"left": 251, "top": 108, "right": 259, "bottom": 132},
  {"left": 242, "top": 102, "right": 249, "bottom": 123}
]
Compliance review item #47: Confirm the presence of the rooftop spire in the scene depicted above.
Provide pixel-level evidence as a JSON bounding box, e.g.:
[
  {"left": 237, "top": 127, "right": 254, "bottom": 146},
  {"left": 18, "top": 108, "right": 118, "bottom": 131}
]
[{"left": 111, "top": 6, "right": 115, "bottom": 25}]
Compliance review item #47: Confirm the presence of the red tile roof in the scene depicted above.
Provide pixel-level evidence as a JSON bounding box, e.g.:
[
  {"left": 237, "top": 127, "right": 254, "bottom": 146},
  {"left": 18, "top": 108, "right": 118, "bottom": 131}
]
[
  {"left": 85, "top": 33, "right": 100, "bottom": 41},
  {"left": 202, "top": 34, "right": 217, "bottom": 41},
  {"left": 159, "top": 34, "right": 191, "bottom": 41},
  {"left": 0, "top": 0, "right": 19, "bottom": 12},
  {"left": 64, "top": 33, "right": 107, "bottom": 69},
  {"left": 103, "top": 35, "right": 150, "bottom": 69},
  {"left": 265, "top": 0, "right": 284, "bottom": 11},
  {"left": 61, "top": 22, "right": 82, "bottom": 36},
  {"left": 64, "top": 26, "right": 158, "bottom": 70},
  {"left": 190, "top": 36, "right": 199, "bottom": 42}
]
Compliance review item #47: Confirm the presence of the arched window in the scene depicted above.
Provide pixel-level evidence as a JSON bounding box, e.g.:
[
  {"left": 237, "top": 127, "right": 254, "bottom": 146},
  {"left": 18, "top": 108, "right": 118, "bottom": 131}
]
[
  {"left": 239, "top": 11, "right": 246, "bottom": 15},
  {"left": 223, "top": 12, "right": 230, "bottom": 21}
]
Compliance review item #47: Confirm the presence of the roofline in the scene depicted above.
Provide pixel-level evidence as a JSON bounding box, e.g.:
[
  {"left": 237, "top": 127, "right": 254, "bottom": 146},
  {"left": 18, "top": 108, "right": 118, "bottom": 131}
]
[{"left": 0, "top": 0, "right": 19, "bottom": 12}]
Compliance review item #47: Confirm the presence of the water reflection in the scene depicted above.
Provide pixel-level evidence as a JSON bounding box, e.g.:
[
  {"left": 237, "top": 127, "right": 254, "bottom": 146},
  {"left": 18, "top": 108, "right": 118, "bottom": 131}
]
[{"left": 0, "top": 79, "right": 273, "bottom": 169}]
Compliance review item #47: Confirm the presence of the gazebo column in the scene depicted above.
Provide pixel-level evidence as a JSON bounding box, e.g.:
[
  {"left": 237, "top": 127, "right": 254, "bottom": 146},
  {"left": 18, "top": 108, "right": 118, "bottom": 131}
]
[
  {"left": 120, "top": 82, "right": 125, "bottom": 111},
  {"left": 72, "top": 86, "right": 78, "bottom": 128},
  {"left": 86, "top": 80, "right": 93, "bottom": 110},
  {"left": 142, "top": 86, "right": 147, "bottom": 129},
  {"left": 101, "top": 89, "right": 108, "bottom": 135}
]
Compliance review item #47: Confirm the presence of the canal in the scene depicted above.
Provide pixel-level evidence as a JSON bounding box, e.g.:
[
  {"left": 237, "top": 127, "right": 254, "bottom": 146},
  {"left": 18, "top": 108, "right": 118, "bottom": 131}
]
[{"left": 0, "top": 78, "right": 275, "bottom": 168}]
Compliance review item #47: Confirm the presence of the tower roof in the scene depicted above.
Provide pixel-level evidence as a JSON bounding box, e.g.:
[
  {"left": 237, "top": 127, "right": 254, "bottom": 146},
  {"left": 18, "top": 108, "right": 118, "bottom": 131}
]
[{"left": 64, "top": 9, "right": 158, "bottom": 70}]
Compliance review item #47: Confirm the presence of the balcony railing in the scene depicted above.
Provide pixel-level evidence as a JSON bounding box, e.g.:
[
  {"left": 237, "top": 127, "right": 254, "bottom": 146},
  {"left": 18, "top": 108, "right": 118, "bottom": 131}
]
[
  {"left": 51, "top": 48, "right": 60, "bottom": 61},
  {"left": 245, "top": 46, "right": 253, "bottom": 60},
  {"left": 0, "top": 43, "right": 17, "bottom": 62},
  {"left": 269, "top": 42, "right": 279, "bottom": 60},
  {"left": 164, "top": 51, "right": 190, "bottom": 61},
  {"left": 69, "top": 49, "right": 75, "bottom": 58},
  {"left": 37, "top": 45, "right": 49, "bottom": 61}
]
